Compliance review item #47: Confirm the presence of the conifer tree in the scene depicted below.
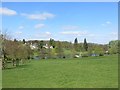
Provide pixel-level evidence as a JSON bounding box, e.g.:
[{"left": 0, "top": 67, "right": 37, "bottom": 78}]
[
  {"left": 74, "top": 38, "right": 79, "bottom": 51},
  {"left": 83, "top": 38, "right": 88, "bottom": 51}
]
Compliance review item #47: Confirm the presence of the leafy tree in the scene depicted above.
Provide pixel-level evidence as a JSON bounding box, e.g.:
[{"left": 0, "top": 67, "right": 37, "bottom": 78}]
[
  {"left": 38, "top": 40, "right": 44, "bottom": 49},
  {"left": 93, "top": 46, "right": 104, "bottom": 56},
  {"left": 38, "top": 40, "right": 46, "bottom": 59},
  {"left": 108, "top": 40, "right": 118, "bottom": 54},
  {"left": 64, "top": 49, "right": 74, "bottom": 58},
  {"left": 18, "top": 44, "right": 32, "bottom": 64},
  {"left": 61, "top": 41, "right": 72, "bottom": 50},
  {"left": 55, "top": 41, "right": 64, "bottom": 58},
  {"left": 47, "top": 38, "right": 56, "bottom": 59},
  {"left": 0, "top": 34, "right": 3, "bottom": 58},
  {"left": 118, "top": 40, "right": 120, "bottom": 54},
  {"left": 1, "top": 32, "right": 34, "bottom": 69},
  {"left": 3, "top": 38, "right": 33, "bottom": 68},
  {"left": 49, "top": 38, "right": 55, "bottom": 48},
  {"left": 81, "top": 51, "right": 89, "bottom": 57},
  {"left": 3, "top": 40, "right": 19, "bottom": 66}
]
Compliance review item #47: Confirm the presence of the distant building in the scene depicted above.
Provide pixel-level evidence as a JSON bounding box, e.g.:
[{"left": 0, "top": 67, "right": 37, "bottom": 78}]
[
  {"left": 43, "top": 44, "right": 53, "bottom": 49},
  {"left": 30, "top": 43, "right": 38, "bottom": 50},
  {"left": 43, "top": 44, "right": 49, "bottom": 49}
]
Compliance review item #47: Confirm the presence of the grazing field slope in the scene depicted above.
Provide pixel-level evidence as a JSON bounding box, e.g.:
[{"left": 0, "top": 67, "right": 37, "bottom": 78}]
[{"left": 2, "top": 55, "right": 118, "bottom": 88}]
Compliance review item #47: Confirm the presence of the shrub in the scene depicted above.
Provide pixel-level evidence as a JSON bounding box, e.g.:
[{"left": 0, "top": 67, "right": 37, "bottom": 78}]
[
  {"left": 81, "top": 52, "right": 89, "bottom": 57},
  {"left": 64, "top": 49, "right": 74, "bottom": 58}
]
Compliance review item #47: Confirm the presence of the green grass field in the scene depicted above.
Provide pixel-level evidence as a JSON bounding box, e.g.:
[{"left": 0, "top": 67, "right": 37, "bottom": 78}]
[{"left": 2, "top": 55, "right": 118, "bottom": 88}]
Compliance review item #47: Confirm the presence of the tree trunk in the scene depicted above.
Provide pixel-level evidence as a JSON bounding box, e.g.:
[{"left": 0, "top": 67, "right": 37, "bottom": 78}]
[{"left": 16, "top": 59, "right": 19, "bottom": 66}]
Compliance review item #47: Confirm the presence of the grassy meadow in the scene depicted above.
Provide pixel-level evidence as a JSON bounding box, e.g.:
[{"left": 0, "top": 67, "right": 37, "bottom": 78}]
[{"left": 2, "top": 55, "right": 118, "bottom": 88}]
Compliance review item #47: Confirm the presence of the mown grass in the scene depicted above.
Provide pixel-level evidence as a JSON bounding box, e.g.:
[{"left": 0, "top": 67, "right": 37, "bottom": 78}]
[{"left": 2, "top": 55, "right": 118, "bottom": 88}]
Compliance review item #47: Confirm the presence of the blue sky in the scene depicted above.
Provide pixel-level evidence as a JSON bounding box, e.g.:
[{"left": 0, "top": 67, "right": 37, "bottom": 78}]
[{"left": 0, "top": 2, "right": 118, "bottom": 44}]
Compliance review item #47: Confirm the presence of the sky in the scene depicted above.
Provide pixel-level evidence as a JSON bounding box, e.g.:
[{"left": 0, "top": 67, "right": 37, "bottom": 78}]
[{"left": 0, "top": 2, "right": 118, "bottom": 44}]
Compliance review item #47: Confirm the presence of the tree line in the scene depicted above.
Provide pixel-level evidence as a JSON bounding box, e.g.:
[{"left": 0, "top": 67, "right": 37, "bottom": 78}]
[
  {"left": 0, "top": 34, "right": 119, "bottom": 69},
  {"left": 27, "top": 37, "right": 119, "bottom": 59}
]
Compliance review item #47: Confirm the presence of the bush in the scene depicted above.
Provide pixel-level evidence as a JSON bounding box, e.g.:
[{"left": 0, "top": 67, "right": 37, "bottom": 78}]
[
  {"left": 64, "top": 49, "right": 74, "bottom": 58},
  {"left": 81, "top": 52, "right": 89, "bottom": 57},
  {"left": 98, "top": 51, "right": 104, "bottom": 56}
]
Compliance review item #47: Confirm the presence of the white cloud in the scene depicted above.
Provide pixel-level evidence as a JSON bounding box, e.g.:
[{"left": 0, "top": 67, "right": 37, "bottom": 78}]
[
  {"left": 101, "top": 24, "right": 105, "bottom": 26},
  {"left": 87, "top": 34, "right": 95, "bottom": 37},
  {"left": 0, "top": 7, "right": 17, "bottom": 16},
  {"left": 102, "top": 21, "right": 112, "bottom": 26},
  {"left": 29, "top": 31, "right": 53, "bottom": 40},
  {"left": 110, "top": 32, "right": 117, "bottom": 36},
  {"left": 18, "top": 26, "right": 24, "bottom": 30},
  {"left": 60, "top": 31, "right": 88, "bottom": 36},
  {"left": 15, "top": 31, "right": 22, "bottom": 35},
  {"left": 21, "top": 12, "right": 55, "bottom": 20},
  {"left": 110, "top": 32, "right": 118, "bottom": 40},
  {"left": 62, "top": 25, "right": 79, "bottom": 30},
  {"left": 34, "top": 24, "right": 45, "bottom": 29},
  {"left": 106, "top": 21, "right": 111, "bottom": 24},
  {"left": 46, "top": 31, "right": 51, "bottom": 35},
  {"left": 35, "top": 31, "right": 52, "bottom": 38}
]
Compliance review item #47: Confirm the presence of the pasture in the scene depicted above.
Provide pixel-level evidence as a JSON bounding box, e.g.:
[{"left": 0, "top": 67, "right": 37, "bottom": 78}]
[{"left": 2, "top": 55, "right": 118, "bottom": 88}]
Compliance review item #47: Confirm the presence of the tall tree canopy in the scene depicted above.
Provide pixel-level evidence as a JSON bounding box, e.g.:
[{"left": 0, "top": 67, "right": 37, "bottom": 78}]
[
  {"left": 23, "top": 39, "right": 26, "bottom": 44},
  {"left": 74, "top": 38, "right": 79, "bottom": 52},
  {"left": 49, "top": 38, "right": 55, "bottom": 48},
  {"left": 83, "top": 38, "right": 88, "bottom": 51},
  {"left": 108, "top": 40, "right": 118, "bottom": 54}
]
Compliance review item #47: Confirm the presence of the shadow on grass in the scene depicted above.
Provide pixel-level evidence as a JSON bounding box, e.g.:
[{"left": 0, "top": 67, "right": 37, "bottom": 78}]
[
  {"left": 17, "top": 64, "right": 30, "bottom": 68},
  {"left": 3, "top": 64, "right": 30, "bottom": 70}
]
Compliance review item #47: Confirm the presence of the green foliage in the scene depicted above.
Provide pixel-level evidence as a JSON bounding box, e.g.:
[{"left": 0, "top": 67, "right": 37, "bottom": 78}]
[
  {"left": 64, "top": 49, "right": 74, "bottom": 58},
  {"left": 4, "top": 40, "right": 19, "bottom": 59},
  {"left": 87, "top": 43, "right": 105, "bottom": 56},
  {"left": 74, "top": 38, "right": 78, "bottom": 44},
  {"left": 118, "top": 40, "right": 120, "bottom": 54},
  {"left": 33, "top": 50, "right": 39, "bottom": 56},
  {"left": 23, "top": 39, "right": 26, "bottom": 44},
  {"left": 47, "top": 48, "right": 57, "bottom": 59},
  {"left": 81, "top": 51, "right": 89, "bottom": 57},
  {"left": 108, "top": 40, "right": 118, "bottom": 54},
  {"left": 39, "top": 48, "right": 47, "bottom": 59},
  {"left": 74, "top": 38, "right": 79, "bottom": 52},
  {"left": 49, "top": 38, "right": 55, "bottom": 48},
  {"left": 38, "top": 40, "right": 44, "bottom": 49},
  {"left": 55, "top": 41, "right": 64, "bottom": 58},
  {"left": 0, "top": 35, "right": 2, "bottom": 51},
  {"left": 83, "top": 38, "right": 88, "bottom": 51},
  {"left": 38, "top": 40, "right": 46, "bottom": 59},
  {"left": 2, "top": 38, "right": 33, "bottom": 69},
  {"left": 61, "top": 41, "right": 73, "bottom": 50},
  {"left": 93, "top": 46, "right": 104, "bottom": 56}
]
